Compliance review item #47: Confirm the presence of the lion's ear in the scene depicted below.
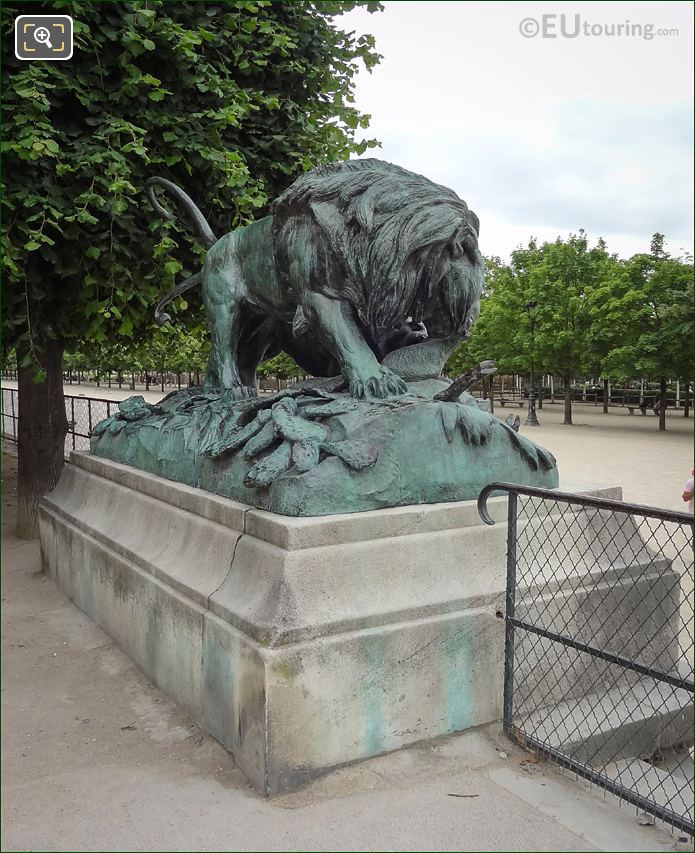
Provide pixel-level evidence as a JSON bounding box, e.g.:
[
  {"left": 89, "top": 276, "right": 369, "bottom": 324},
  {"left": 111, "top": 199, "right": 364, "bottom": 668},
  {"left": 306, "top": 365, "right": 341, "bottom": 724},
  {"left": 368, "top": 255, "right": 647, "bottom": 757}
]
[
  {"left": 450, "top": 238, "right": 466, "bottom": 260},
  {"left": 450, "top": 225, "right": 480, "bottom": 261}
]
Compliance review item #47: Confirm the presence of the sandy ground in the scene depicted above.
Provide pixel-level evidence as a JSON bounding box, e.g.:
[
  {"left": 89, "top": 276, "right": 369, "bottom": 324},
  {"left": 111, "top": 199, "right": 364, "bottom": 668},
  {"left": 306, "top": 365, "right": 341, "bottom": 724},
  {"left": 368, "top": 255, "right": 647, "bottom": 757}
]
[{"left": 1, "top": 384, "right": 693, "bottom": 851}]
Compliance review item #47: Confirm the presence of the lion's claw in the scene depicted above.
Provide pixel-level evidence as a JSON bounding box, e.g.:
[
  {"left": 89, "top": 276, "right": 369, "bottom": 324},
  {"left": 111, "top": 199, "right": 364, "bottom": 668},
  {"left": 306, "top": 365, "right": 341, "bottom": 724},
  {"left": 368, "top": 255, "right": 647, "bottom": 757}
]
[{"left": 348, "top": 368, "right": 408, "bottom": 399}]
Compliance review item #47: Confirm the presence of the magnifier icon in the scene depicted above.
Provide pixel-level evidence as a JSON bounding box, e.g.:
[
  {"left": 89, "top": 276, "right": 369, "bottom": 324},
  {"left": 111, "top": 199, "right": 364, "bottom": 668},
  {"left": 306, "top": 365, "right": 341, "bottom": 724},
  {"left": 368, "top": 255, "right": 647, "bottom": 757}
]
[{"left": 34, "top": 26, "right": 53, "bottom": 49}]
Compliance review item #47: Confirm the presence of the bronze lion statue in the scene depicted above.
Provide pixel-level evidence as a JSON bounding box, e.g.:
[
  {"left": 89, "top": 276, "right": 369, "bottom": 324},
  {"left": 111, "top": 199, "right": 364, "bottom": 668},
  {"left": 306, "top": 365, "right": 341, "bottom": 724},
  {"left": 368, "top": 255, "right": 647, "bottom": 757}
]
[{"left": 147, "top": 159, "right": 484, "bottom": 399}]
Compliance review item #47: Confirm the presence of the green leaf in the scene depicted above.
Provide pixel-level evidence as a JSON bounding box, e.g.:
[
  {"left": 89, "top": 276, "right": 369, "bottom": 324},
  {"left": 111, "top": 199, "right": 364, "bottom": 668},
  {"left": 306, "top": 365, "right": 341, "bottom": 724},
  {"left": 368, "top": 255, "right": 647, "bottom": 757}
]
[{"left": 118, "top": 317, "right": 134, "bottom": 336}]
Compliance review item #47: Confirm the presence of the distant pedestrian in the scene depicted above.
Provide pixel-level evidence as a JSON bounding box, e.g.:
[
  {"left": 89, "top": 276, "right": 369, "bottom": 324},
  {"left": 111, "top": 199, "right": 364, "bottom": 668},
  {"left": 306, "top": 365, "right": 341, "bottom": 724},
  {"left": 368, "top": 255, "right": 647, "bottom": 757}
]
[{"left": 682, "top": 469, "right": 694, "bottom": 512}]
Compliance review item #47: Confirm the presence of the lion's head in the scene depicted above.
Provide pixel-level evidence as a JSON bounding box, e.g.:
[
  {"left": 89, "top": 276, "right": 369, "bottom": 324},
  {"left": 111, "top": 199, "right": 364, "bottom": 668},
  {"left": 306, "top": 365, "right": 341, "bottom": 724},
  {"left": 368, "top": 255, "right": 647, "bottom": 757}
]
[{"left": 271, "top": 159, "right": 484, "bottom": 357}]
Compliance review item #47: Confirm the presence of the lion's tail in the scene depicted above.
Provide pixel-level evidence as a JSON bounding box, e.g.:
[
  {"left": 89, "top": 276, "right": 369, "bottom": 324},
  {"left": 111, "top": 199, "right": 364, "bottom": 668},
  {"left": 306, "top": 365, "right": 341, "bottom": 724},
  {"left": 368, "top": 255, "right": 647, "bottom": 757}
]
[
  {"left": 146, "top": 177, "right": 217, "bottom": 250},
  {"left": 154, "top": 272, "right": 202, "bottom": 326}
]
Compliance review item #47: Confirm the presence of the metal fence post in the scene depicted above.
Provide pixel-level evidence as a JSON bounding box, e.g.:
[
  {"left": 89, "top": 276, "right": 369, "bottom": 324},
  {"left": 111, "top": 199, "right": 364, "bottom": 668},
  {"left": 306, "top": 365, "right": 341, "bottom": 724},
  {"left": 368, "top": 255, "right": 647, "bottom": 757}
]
[
  {"left": 10, "top": 387, "right": 17, "bottom": 441},
  {"left": 503, "top": 491, "right": 518, "bottom": 736}
]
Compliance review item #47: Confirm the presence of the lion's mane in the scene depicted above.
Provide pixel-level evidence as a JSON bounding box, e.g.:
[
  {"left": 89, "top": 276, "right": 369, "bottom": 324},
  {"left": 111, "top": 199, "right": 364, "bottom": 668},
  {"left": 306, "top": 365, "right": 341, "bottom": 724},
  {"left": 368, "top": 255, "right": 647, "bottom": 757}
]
[{"left": 271, "top": 159, "right": 482, "bottom": 352}]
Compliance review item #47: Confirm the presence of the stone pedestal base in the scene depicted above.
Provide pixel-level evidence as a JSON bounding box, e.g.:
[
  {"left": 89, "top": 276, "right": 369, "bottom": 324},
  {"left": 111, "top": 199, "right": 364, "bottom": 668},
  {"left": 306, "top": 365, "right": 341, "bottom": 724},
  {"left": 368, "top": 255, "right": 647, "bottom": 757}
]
[{"left": 40, "top": 452, "right": 620, "bottom": 794}]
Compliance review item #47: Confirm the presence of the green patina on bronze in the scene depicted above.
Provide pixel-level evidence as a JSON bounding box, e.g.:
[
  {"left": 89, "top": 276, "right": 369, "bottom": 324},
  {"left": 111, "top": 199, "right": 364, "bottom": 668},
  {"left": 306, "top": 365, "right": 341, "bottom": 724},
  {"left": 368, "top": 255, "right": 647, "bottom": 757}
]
[{"left": 91, "top": 159, "right": 559, "bottom": 515}]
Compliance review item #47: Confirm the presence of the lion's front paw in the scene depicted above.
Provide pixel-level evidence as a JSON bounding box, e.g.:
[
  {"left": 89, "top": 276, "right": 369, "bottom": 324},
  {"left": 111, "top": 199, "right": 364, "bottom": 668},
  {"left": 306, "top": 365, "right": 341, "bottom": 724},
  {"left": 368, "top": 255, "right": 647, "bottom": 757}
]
[
  {"left": 203, "top": 379, "right": 258, "bottom": 402},
  {"left": 222, "top": 384, "right": 258, "bottom": 403},
  {"left": 348, "top": 367, "right": 408, "bottom": 399}
]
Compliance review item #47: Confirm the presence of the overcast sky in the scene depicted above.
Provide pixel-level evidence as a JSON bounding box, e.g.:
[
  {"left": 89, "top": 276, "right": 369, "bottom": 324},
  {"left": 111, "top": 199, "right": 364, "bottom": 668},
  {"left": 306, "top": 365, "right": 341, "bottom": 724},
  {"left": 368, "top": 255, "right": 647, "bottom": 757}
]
[{"left": 340, "top": 1, "right": 694, "bottom": 262}]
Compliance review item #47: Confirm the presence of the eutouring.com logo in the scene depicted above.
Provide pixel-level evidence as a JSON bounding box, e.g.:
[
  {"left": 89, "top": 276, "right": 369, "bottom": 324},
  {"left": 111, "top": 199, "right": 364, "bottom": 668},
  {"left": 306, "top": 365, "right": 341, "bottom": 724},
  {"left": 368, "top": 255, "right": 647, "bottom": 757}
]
[{"left": 519, "top": 14, "right": 679, "bottom": 41}]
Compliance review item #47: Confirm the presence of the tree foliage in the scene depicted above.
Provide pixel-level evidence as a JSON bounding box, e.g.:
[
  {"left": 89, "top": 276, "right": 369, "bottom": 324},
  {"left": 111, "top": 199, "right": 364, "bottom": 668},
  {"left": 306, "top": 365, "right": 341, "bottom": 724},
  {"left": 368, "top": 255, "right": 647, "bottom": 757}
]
[
  {"left": 596, "top": 236, "right": 693, "bottom": 383},
  {"left": 445, "top": 231, "right": 692, "bottom": 427},
  {"left": 257, "top": 352, "right": 302, "bottom": 381},
  {"left": 2, "top": 0, "right": 383, "bottom": 368},
  {"left": 1, "top": 0, "right": 383, "bottom": 537}
]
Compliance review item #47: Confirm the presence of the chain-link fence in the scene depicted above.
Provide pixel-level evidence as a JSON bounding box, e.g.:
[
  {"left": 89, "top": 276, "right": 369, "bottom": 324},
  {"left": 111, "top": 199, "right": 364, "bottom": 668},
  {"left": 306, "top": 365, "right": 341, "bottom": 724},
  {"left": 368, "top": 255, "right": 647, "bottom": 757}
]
[
  {"left": 1, "top": 388, "right": 117, "bottom": 459},
  {"left": 478, "top": 483, "right": 694, "bottom": 835},
  {"left": 1, "top": 383, "right": 306, "bottom": 460}
]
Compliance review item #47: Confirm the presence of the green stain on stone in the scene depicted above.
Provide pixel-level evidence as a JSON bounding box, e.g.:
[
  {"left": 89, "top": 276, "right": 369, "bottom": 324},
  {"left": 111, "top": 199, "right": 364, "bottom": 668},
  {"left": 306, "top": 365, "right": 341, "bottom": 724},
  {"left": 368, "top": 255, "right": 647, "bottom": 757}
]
[
  {"left": 111, "top": 568, "right": 129, "bottom": 603},
  {"left": 274, "top": 658, "right": 301, "bottom": 682},
  {"left": 443, "top": 624, "right": 473, "bottom": 733},
  {"left": 362, "top": 633, "right": 385, "bottom": 756}
]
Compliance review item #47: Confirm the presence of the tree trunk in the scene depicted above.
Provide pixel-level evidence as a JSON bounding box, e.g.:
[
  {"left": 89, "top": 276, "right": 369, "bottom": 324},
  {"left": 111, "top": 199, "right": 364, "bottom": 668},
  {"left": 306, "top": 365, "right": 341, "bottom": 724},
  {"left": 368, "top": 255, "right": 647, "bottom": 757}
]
[
  {"left": 658, "top": 376, "right": 667, "bottom": 432},
  {"left": 563, "top": 373, "right": 572, "bottom": 425},
  {"left": 16, "top": 339, "right": 68, "bottom": 539},
  {"left": 602, "top": 378, "right": 609, "bottom": 413},
  {"left": 684, "top": 382, "right": 691, "bottom": 418}
]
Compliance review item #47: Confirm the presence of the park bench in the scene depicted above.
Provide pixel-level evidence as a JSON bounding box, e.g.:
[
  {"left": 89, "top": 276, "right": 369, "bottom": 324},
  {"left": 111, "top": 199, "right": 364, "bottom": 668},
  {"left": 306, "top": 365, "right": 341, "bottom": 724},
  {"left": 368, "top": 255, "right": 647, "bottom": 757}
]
[
  {"left": 498, "top": 398, "right": 525, "bottom": 408},
  {"left": 627, "top": 402, "right": 677, "bottom": 416}
]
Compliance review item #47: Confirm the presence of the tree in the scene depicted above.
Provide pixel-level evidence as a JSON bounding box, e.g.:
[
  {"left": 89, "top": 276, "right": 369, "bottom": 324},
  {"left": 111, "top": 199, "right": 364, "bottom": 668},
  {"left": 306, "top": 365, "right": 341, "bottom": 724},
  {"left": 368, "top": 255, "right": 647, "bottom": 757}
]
[
  {"left": 2, "top": 0, "right": 382, "bottom": 536},
  {"left": 447, "top": 235, "right": 612, "bottom": 425},
  {"left": 598, "top": 235, "right": 693, "bottom": 431},
  {"left": 586, "top": 251, "right": 634, "bottom": 413},
  {"left": 444, "top": 256, "right": 526, "bottom": 405},
  {"left": 525, "top": 232, "right": 612, "bottom": 425},
  {"left": 257, "top": 352, "right": 303, "bottom": 390}
]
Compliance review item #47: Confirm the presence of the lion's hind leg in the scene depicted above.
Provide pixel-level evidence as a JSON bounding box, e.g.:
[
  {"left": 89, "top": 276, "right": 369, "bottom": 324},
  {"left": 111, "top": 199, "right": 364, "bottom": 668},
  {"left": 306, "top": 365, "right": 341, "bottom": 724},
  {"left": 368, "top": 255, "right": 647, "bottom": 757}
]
[{"left": 201, "top": 246, "right": 254, "bottom": 400}]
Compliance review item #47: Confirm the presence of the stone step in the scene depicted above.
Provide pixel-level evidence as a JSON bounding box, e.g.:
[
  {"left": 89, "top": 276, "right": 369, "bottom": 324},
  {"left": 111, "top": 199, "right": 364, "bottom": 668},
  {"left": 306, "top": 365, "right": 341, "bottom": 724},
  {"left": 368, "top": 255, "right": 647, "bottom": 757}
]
[
  {"left": 513, "top": 677, "right": 693, "bottom": 765},
  {"left": 604, "top": 757, "right": 693, "bottom": 823}
]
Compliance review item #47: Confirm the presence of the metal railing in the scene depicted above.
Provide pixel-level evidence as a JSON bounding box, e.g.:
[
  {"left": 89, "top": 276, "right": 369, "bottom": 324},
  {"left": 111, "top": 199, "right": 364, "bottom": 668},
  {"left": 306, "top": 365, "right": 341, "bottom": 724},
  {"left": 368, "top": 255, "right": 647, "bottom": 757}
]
[
  {"left": 1, "top": 384, "right": 300, "bottom": 460},
  {"left": 478, "top": 483, "right": 694, "bottom": 835},
  {"left": 1, "top": 387, "right": 118, "bottom": 460}
]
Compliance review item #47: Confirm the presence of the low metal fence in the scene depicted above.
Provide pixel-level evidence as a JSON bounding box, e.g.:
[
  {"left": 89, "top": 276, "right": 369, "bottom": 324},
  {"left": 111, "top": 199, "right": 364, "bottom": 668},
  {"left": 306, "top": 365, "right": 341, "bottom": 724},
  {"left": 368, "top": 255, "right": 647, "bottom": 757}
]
[
  {"left": 1, "top": 384, "right": 299, "bottom": 460},
  {"left": 478, "top": 483, "right": 694, "bottom": 835},
  {"left": 1, "top": 387, "right": 117, "bottom": 460}
]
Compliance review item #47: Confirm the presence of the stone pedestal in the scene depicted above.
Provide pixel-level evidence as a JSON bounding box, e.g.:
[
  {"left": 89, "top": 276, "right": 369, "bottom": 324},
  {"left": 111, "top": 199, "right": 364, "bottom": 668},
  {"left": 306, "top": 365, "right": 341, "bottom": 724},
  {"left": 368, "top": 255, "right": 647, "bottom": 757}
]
[{"left": 40, "top": 452, "right": 621, "bottom": 794}]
